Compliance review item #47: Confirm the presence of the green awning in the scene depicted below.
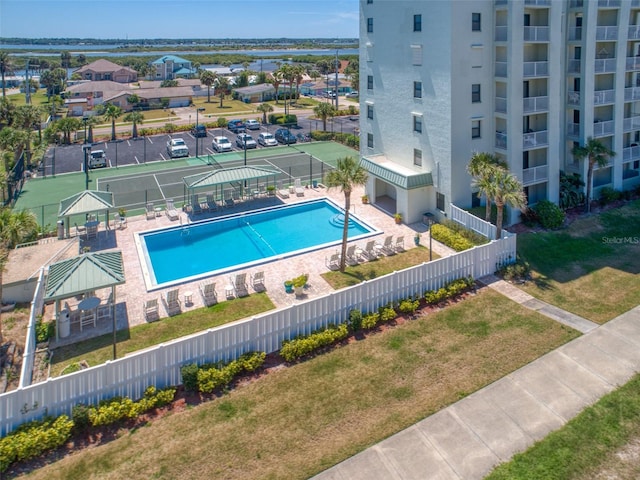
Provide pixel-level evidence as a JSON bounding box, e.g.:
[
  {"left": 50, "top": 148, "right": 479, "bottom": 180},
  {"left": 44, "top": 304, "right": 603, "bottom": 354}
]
[
  {"left": 183, "top": 165, "right": 280, "bottom": 190},
  {"left": 361, "top": 157, "right": 433, "bottom": 190},
  {"left": 58, "top": 190, "right": 114, "bottom": 217}
]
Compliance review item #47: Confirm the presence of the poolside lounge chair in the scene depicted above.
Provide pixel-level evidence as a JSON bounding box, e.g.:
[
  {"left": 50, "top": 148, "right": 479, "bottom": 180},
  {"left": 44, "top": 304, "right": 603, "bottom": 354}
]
[
  {"left": 143, "top": 298, "right": 159, "bottom": 322},
  {"left": 251, "top": 271, "right": 265, "bottom": 292},
  {"left": 294, "top": 178, "right": 305, "bottom": 197},
  {"left": 199, "top": 281, "right": 218, "bottom": 306},
  {"left": 165, "top": 199, "right": 179, "bottom": 221},
  {"left": 190, "top": 195, "right": 203, "bottom": 215},
  {"left": 376, "top": 235, "right": 395, "bottom": 256},
  {"left": 164, "top": 288, "right": 182, "bottom": 316},
  {"left": 206, "top": 194, "right": 218, "bottom": 211},
  {"left": 225, "top": 196, "right": 235, "bottom": 208},
  {"left": 277, "top": 181, "right": 290, "bottom": 199},
  {"left": 395, "top": 236, "right": 405, "bottom": 252},
  {"left": 325, "top": 253, "right": 340, "bottom": 270},
  {"left": 231, "top": 273, "right": 249, "bottom": 298},
  {"left": 146, "top": 202, "right": 155, "bottom": 220},
  {"left": 359, "top": 240, "right": 378, "bottom": 261},
  {"left": 341, "top": 245, "right": 359, "bottom": 266}
]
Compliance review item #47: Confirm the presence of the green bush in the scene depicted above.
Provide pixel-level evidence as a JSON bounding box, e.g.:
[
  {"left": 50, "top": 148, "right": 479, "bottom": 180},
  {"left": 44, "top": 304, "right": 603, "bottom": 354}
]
[
  {"left": 361, "top": 312, "right": 380, "bottom": 330},
  {"left": 237, "top": 351, "right": 267, "bottom": 372},
  {"left": 425, "top": 277, "right": 474, "bottom": 305},
  {"left": 71, "top": 404, "right": 91, "bottom": 432},
  {"left": 194, "top": 351, "right": 266, "bottom": 394},
  {"left": 599, "top": 187, "right": 621, "bottom": 206},
  {"left": 398, "top": 298, "right": 420, "bottom": 316},
  {"left": 379, "top": 304, "right": 397, "bottom": 323},
  {"left": 0, "top": 415, "right": 73, "bottom": 473},
  {"left": 348, "top": 309, "right": 363, "bottom": 332},
  {"left": 440, "top": 219, "right": 489, "bottom": 245},
  {"left": 430, "top": 224, "right": 474, "bottom": 252},
  {"left": 180, "top": 363, "right": 200, "bottom": 392},
  {"left": 533, "top": 200, "right": 565, "bottom": 229},
  {"left": 35, "top": 318, "right": 55, "bottom": 343},
  {"left": 268, "top": 113, "right": 298, "bottom": 126},
  {"left": 280, "top": 324, "right": 349, "bottom": 362},
  {"left": 87, "top": 386, "right": 177, "bottom": 427}
]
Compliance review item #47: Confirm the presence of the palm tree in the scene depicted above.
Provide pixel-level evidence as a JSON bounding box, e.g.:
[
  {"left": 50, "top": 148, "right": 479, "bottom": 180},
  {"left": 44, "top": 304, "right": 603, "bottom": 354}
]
[
  {"left": 14, "top": 105, "right": 42, "bottom": 166},
  {"left": 467, "top": 152, "right": 507, "bottom": 221},
  {"left": 200, "top": 70, "right": 217, "bottom": 103},
  {"left": 491, "top": 169, "right": 527, "bottom": 240},
  {"left": 0, "top": 97, "right": 16, "bottom": 128},
  {"left": 55, "top": 117, "right": 82, "bottom": 144},
  {"left": 84, "top": 115, "right": 100, "bottom": 143},
  {"left": 270, "top": 67, "right": 282, "bottom": 105},
  {"left": 313, "top": 102, "right": 336, "bottom": 131},
  {"left": 292, "top": 64, "right": 306, "bottom": 104},
  {"left": 123, "top": 111, "right": 144, "bottom": 138},
  {"left": 324, "top": 156, "right": 369, "bottom": 272},
  {"left": 216, "top": 76, "right": 229, "bottom": 108},
  {"left": 571, "top": 137, "right": 616, "bottom": 213},
  {"left": 103, "top": 103, "right": 123, "bottom": 141},
  {"left": 256, "top": 103, "right": 273, "bottom": 125},
  {"left": 0, "top": 52, "right": 14, "bottom": 98}
]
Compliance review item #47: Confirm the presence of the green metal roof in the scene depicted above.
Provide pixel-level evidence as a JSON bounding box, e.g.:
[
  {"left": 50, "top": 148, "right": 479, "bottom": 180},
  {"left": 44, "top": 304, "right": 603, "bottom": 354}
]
[
  {"left": 183, "top": 165, "right": 280, "bottom": 189},
  {"left": 58, "top": 190, "right": 114, "bottom": 217},
  {"left": 360, "top": 157, "right": 433, "bottom": 190},
  {"left": 44, "top": 251, "right": 125, "bottom": 301}
]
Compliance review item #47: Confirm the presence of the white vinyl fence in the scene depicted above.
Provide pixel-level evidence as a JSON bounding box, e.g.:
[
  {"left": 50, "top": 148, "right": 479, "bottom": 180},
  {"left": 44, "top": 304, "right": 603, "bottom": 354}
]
[
  {"left": 18, "top": 268, "right": 46, "bottom": 389},
  {"left": 450, "top": 204, "right": 514, "bottom": 240},
  {"left": 1, "top": 235, "right": 516, "bottom": 436}
]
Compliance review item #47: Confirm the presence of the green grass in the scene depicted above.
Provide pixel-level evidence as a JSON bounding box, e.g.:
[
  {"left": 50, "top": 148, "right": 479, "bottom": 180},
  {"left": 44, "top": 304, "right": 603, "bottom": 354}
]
[
  {"left": 50, "top": 293, "right": 274, "bottom": 377},
  {"left": 486, "top": 373, "right": 640, "bottom": 480},
  {"left": 322, "top": 246, "right": 440, "bottom": 289},
  {"left": 25, "top": 290, "right": 579, "bottom": 480},
  {"left": 517, "top": 200, "right": 640, "bottom": 323}
]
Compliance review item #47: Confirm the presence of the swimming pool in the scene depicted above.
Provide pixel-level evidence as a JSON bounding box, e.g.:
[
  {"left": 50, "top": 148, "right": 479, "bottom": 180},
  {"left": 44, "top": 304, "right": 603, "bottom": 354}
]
[{"left": 135, "top": 198, "right": 379, "bottom": 289}]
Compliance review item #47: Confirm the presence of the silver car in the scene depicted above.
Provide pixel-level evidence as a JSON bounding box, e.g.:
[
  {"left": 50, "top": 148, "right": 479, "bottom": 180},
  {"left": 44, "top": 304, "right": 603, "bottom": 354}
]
[
  {"left": 257, "top": 132, "right": 278, "bottom": 147},
  {"left": 236, "top": 133, "right": 257, "bottom": 149},
  {"left": 212, "top": 136, "right": 232, "bottom": 152}
]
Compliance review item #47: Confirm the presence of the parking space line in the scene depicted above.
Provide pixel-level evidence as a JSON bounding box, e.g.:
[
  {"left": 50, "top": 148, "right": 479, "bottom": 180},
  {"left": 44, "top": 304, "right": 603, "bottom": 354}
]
[
  {"left": 127, "top": 140, "right": 132, "bottom": 147},
  {"left": 134, "top": 156, "right": 140, "bottom": 165},
  {"left": 147, "top": 137, "right": 153, "bottom": 144}
]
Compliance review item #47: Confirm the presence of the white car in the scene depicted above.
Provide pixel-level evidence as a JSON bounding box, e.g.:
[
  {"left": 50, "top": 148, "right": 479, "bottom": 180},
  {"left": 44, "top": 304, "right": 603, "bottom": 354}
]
[
  {"left": 346, "top": 91, "right": 359, "bottom": 98},
  {"left": 166, "top": 138, "right": 189, "bottom": 158},
  {"left": 88, "top": 150, "right": 107, "bottom": 168},
  {"left": 257, "top": 132, "right": 278, "bottom": 147},
  {"left": 236, "top": 133, "right": 257, "bottom": 149},
  {"left": 212, "top": 136, "right": 232, "bottom": 152},
  {"left": 245, "top": 119, "right": 261, "bottom": 130}
]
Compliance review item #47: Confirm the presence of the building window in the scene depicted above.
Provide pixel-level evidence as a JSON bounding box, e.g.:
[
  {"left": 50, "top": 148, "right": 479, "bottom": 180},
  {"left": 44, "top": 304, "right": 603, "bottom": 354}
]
[
  {"left": 367, "top": 0, "right": 373, "bottom": 3},
  {"left": 367, "top": 133, "right": 374, "bottom": 148},
  {"left": 367, "top": 18, "right": 374, "bottom": 33},
  {"left": 472, "top": 84, "right": 481, "bottom": 103},
  {"left": 414, "top": 149, "right": 422, "bottom": 166},
  {"left": 413, "top": 115, "right": 423, "bottom": 133},
  {"left": 367, "top": 75, "right": 373, "bottom": 90},
  {"left": 367, "top": 104, "right": 374, "bottom": 119},
  {"left": 414, "top": 14, "right": 422, "bottom": 32},
  {"left": 472, "top": 13, "right": 481, "bottom": 31},
  {"left": 472, "top": 120, "right": 481, "bottom": 138},
  {"left": 436, "top": 192, "right": 445, "bottom": 211},
  {"left": 414, "top": 81, "right": 422, "bottom": 98}
]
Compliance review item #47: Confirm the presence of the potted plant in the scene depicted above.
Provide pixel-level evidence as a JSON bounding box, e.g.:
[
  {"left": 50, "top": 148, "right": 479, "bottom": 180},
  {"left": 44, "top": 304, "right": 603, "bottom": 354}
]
[
  {"left": 118, "top": 207, "right": 127, "bottom": 221},
  {"left": 414, "top": 233, "right": 421, "bottom": 246},
  {"left": 361, "top": 194, "right": 369, "bottom": 204},
  {"left": 394, "top": 212, "right": 403, "bottom": 224},
  {"left": 284, "top": 280, "right": 294, "bottom": 294},
  {"left": 266, "top": 185, "right": 276, "bottom": 196},
  {"left": 292, "top": 274, "right": 308, "bottom": 296}
]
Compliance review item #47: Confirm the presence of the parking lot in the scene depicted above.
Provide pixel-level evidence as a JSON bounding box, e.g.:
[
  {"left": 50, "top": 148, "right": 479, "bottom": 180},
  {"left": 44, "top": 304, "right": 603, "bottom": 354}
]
[{"left": 39, "top": 114, "right": 360, "bottom": 177}]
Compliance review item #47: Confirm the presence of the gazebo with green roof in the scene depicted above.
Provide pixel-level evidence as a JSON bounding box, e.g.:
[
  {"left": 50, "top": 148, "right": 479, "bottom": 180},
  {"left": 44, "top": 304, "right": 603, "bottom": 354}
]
[
  {"left": 58, "top": 190, "right": 114, "bottom": 238},
  {"left": 183, "top": 165, "right": 280, "bottom": 202}
]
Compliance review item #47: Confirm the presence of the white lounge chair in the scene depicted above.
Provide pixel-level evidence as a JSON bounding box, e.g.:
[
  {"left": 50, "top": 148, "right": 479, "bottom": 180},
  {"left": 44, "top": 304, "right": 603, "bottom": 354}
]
[
  {"left": 325, "top": 252, "right": 340, "bottom": 270},
  {"left": 340, "top": 245, "right": 359, "bottom": 265},
  {"left": 206, "top": 194, "right": 218, "bottom": 211},
  {"left": 165, "top": 199, "right": 179, "bottom": 221},
  {"left": 359, "top": 240, "right": 378, "bottom": 261},
  {"left": 251, "top": 271, "right": 265, "bottom": 291},
  {"left": 395, "top": 236, "right": 405, "bottom": 252},
  {"left": 231, "top": 273, "right": 249, "bottom": 298},
  {"left": 376, "top": 235, "right": 395, "bottom": 256},
  {"left": 164, "top": 288, "right": 182, "bottom": 316},
  {"left": 143, "top": 298, "right": 159, "bottom": 322},
  {"left": 199, "top": 281, "right": 217, "bottom": 306},
  {"left": 190, "top": 195, "right": 202, "bottom": 215},
  {"left": 277, "top": 183, "right": 290, "bottom": 199},
  {"left": 294, "top": 178, "right": 305, "bottom": 196}
]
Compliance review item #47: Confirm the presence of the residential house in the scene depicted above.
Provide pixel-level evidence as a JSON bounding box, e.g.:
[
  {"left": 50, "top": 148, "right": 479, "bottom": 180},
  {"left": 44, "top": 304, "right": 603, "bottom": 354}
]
[
  {"left": 64, "top": 80, "right": 131, "bottom": 115},
  {"left": 233, "top": 83, "right": 276, "bottom": 103},
  {"left": 151, "top": 55, "right": 196, "bottom": 80},
  {"left": 74, "top": 59, "right": 138, "bottom": 83}
]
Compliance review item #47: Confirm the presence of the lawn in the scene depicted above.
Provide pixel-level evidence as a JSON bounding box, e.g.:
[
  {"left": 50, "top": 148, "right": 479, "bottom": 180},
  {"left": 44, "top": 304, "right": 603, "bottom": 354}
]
[
  {"left": 25, "top": 290, "right": 579, "bottom": 480},
  {"left": 517, "top": 200, "right": 640, "bottom": 323},
  {"left": 49, "top": 293, "right": 274, "bottom": 377}
]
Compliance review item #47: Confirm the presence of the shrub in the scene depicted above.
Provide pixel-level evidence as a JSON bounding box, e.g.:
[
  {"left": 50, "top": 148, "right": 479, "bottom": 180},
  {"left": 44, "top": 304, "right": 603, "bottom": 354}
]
[
  {"left": 279, "top": 324, "right": 349, "bottom": 362},
  {"left": 193, "top": 352, "right": 266, "bottom": 394},
  {"left": 430, "top": 224, "right": 474, "bottom": 252},
  {"left": 361, "top": 312, "right": 380, "bottom": 330},
  {"left": 35, "top": 318, "right": 55, "bottom": 343},
  {"left": 497, "top": 256, "right": 531, "bottom": 283},
  {"left": 398, "top": 298, "right": 420, "bottom": 316},
  {"left": 181, "top": 363, "right": 199, "bottom": 392},
  {"left": 237, "top": 351, "right": 266, "bottom": 373},
  {"left": 520, "top": 207, "right": 539, "bottom": 227},
  {"left": 71, "top": 404, "right": 91, "bottom": 432},
  {"left": 533, "top": 200, "right": 565, "bottom": 229},
  {"left": 425, "top": 277, "right": 474, "bottom": 305},
  {"left": 379, "top": 304, "right": 397, "bottom": 323},
  {"left": 440, "top": 219, "right": 488, "bottom": 246},
  {"left": 348, "top": 309, "right": 363, "bottom": 332},
  {"left": 599, "top": 187, "right": 621, "bottom": 206},
  {"left": 268, "top": 113, "right": 297, "bottom": 126},
  {"left": 87, "top": 386, "right": 177, "bottom": 427}
]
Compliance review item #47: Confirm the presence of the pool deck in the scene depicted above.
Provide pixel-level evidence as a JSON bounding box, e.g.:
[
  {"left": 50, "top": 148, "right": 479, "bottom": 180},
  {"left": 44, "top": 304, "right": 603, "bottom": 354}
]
[{"left": 26, "top": 185, "right": 454, "bottom": 348}]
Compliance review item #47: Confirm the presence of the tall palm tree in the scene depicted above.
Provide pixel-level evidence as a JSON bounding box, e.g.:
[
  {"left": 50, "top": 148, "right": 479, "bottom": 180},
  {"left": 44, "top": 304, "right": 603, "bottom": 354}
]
[
  {"left": 292, "top": 64, "right": 306, "bottom": 104},
  {"left": 491, "top": 169, "right": 527, "bottom": 240},
  {"left": 270, "top": 66, "right": 282, "bottom": 105},
  {"left": 467, "top": 152, "right": 507, "bottom": 221},
  {"left": 123, "top": 111, "right": 144, "bottom": 138},
  {"left": 14, "top": 105, "right": 42, "bottom": 166},
  {"left": 0, "top": 96, "right": 16, "bottom": 127},
  {"left": 324, "top": 156, "right": 369, "bottom": 272},
  {"left": 571, "top": 137, "right": 616, "bottom": 213},
  {"left": 256, "top": 103, "right": 273, "bottom": 124},
  {"left": 84, "top": 115, "right": 100, "bottom": 143},
  {"left": 279, "top": 64, "right": 295, "bottom": 115},
  {"left": 216, "top": 76, "right": 229, "bottom": 108},
  {"left": 54, "top": 117, "right": 81, "bottom": 144},
  {"left": 313, "top": 102, "right": 336, "bottom": 131},
  {"left": 0, "top": 52, "right": 14, "bottom": 98},
  {"left": 103, "top": 103, "right": 123, "bottom": 141},
  {"left": 200, "top": 70, "right": 216, "bottom": 103}
]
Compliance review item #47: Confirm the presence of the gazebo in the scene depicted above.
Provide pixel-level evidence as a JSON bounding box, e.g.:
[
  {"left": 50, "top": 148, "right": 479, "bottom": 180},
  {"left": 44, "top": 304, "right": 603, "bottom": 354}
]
[
  {"left": 58, "top": 190, "right": 114, "bottom": 238},
  {"left": 44, "top": 251, "right": 125, "bottom": 345},
  {"left": 183, "top": 165, "right": 280, "bottom": 202}
]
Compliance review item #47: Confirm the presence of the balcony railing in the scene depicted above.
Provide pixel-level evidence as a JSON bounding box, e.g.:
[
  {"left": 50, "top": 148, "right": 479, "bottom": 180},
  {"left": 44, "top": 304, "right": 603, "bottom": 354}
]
[
  {"left": 568, "top": 59, "right": 581, "bottom": 73},
  {"left": 523, "top": 130, "right": 548, "bottom": 149},
  {"left": 495, "top": 62, "right": 508, "bottom": 78},
  {"left": 633, "top": 0, "right": 640, "bottom": 7},
  {"left": 567, "top": 122, "right": 580, "bottom": 138},
  {"left": 524, "top": 26, "right": 550, "bottom": 42},
  {"left": 598, "top": 0, "right": 621, "bottom": 7},
  {"left": 623, "top": 115, "right": 640, "bottom": 131},
  {"left": 625, "top": 86, "right": 640, "bottom": 101},
  {"left": 594, "top": 58, "right": 617, "bottom": 73},
  {"left": 523, "top": 61, "right": 548, "bottom": 77},
  {"left": 623, "top": 144, "right": 640, "bottom": 162},
  {"left": 495, "top": 132, "right": 507, "bottom": 150},
  {"left": 522, "top": 165, "right": 549, "bottom": 186},
  {"left": 568, "top": 27, "right": 582, "bottom": 41},
  {"left": 523, "top": 95, "right": 548, "bottom": 113},
  {"left": 593, "top": 89, "right": 615, "bottom": 105},
  {"left": 495, "top": 96, "right": 507, "bottom": 113},
  {"left": 495, "top": 26, "right": 507, "bottom": 42},
  {"left": 568, "top": 90, "right": 580, "bottom": 106},
  {"left": 626, "top": 56, "right": 640, "bottom": 71},
  {"left": 593, "top": 119, "right": 615, "bottom": 136},
  {"left": 628, "top": 25, "right": 640, "bottom": 40},
  {"left": 596, "top": 26, "right": 618, "bottom": 40},
  {"left": 524, "top": 0, "right": 551, "bottom": 5}
]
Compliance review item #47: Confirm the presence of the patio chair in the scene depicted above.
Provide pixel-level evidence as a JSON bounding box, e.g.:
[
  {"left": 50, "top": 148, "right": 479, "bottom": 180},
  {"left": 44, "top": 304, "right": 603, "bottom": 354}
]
[
  {"left": 165, "top": 199, "right": 179, "bottom": 221},
  {"left": 143, "top": 298, "right": 160, "bottom": 322},
  {"left": 340, "top": 244, "right": 359, "bottom": 266},
  {"left": 359, "top": 240, "right": 378, "bottom": 261},
  {"left": 277, "top": 181, "right": 290, "bottom": 199},
  {"left": 395, "top": 236, "right": 405, "bottom": 252},
  {"left": 199, "top": 281, "right": 218, "bottom": 306},
  {"left": 225, "top": 196, "right": 235, "bottom": 208},
  {"left": 376, "top": 235, "right": 395, "bottom": 256},
  {"left": 114, "top": 212, "right": 127, "bottom": 230},
  {"left": 325, "top": 252, "right": 340, "bottom": 270},
  {"left": 146, "top": 202, "right": 155, "bottom": 220},
  {"left": 75, "top": 223, "right": 87, "bottom": 239},
  {"left": 190, "top": 195, "right": 203, "bottom": 215},
  {"left": 97, "top": 292, "right": 114, "bottom": 321},
  {"left": 231, "top": 273, "right": 249, "bottom": 298},
  {"left": 251, "top": 271, "right": 265, "bottom": 292},
  {"left": 164, "top": 288, "right": 182, "bottom": 316},
  {"left": 294, "top": 178, "right": 305, "bottom": 197},
  {"left": 206, "top": 194, "right": 218, "bottom": 211}
]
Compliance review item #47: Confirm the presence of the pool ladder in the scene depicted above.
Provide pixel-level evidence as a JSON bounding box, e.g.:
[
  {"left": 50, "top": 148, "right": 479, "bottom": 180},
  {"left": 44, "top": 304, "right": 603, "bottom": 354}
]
[{"left": 180, "top": 213, "right": 190, "bottom": 236}]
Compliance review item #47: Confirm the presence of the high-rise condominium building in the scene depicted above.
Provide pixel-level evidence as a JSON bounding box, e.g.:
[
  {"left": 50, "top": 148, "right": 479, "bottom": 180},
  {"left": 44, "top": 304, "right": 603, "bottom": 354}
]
[{"left": 359, "top": 0, "right": 640, "bottom": 224}]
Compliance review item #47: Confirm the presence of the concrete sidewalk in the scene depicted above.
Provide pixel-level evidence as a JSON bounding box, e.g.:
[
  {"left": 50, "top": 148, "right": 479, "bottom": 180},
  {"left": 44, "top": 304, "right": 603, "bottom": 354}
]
[{"left": 313, "top": 301, "right": 640, "bottom": 480}]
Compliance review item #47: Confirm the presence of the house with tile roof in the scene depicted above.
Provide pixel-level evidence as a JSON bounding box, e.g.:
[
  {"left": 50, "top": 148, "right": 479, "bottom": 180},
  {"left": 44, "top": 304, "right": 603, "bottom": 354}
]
[
  {"left": 74, "top": 59, "right": 138, "bottom": 83},
  {"left": 151, "top": 55, "right": 196, "bottom": 81}
]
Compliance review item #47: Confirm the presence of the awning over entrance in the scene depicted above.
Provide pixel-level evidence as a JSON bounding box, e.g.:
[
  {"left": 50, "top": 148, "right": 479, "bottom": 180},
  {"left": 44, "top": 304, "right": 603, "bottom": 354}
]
[{"left": 361, "top": 156, "right": 433, "bottom": 190}]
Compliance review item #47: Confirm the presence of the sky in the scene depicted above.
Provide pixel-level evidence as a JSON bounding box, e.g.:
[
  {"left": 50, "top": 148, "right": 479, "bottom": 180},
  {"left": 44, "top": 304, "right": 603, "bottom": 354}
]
[{"left": 0, "top": 0, "right": 359, "bottom": 39}]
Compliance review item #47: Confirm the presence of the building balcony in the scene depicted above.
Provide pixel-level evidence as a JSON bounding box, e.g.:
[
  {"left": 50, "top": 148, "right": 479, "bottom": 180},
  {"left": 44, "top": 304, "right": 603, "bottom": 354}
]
[
  {"left": 523, "top": 61, "right": 548, "bottom": 77},
  {"left": 598, "top": 0, "right": 620, "bottom": 7},
  {"left": 568, "top": 90, "right": 580, "bottom": 106},
  {"left": 623, "top": 115, "right": 640, "bottom": 131},
  {"left": 495, "top": 131, "right": 507, "bottom": 150},
  {"left": 569, "top": 0, "right": 584, "bottom": 7},
  {"left": 625, "top": 86, "right": 640, "bottom": 101},
  {"left": 495, "top": 96, "right": 507, "bottom": 113},
  {"left": 495, "top": 26, "right": 507, "bottom": 42},
  {"left": 494, "top": 0, "right": 508, "bottom": 5},
  {"left": 524, "top": 0, "right": 551, "bottom": 5},
  {"left": 568, "top": 59, "right": 581, "bottom": 74},
  {"left": 568, "top": 27, "right": 582, "bottom": 41},
  {"left": 633, "top": 0, "right": 640, "bottom": 7},
  {"left": 626, "top": 56, "right": 640, "bottom": 71},
  {"left": 523, "top": 130, "right": 548, "bottom": 149},
  {"left": 593, "top": 119, "right": 615, "bottom": 136},
  {"left": 628, "top": 25, "right": 640, "bottom": 40},
  {"left": 522, "top": 165, "right": 549, "bottom": 186},
  {"left": 593, "top": 89, "right": 615, "bottom": 105},
  {"left": 523, "top": 95, "right": 548, "bottom": 113},
  {"left": 524, "top": 26, "right": 550, "bottom": 42},
  {"left": 595, "top": 58, "right": 617, "bottom": 73},
  {"left": 623, "top": 144, "right": 640, "bottom": 162},
  {"left": 595, "top": 26, "right": 618, "bottom": 40},
  {"left": 495, "top": 62, "right": 508, "bottom": 78},
  {"left": 567, "top": 123, "right": 580, "bottom": 138}
]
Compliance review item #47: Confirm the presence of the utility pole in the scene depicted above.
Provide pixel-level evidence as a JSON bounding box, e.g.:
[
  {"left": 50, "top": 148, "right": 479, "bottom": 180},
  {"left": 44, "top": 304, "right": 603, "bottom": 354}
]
[{"left": 335, "top": 50, "right": 339, "bottom": 110}]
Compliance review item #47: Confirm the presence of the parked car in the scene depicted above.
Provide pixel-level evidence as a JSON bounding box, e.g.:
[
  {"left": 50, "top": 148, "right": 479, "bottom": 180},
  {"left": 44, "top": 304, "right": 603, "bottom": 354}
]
[
  {"left": 346, "top": 91, "right": 359, "bottom": 98},
  {"left": 191, "top": 124, "right": 207, "bottom": 137},
  {"left": 166, "top": 138, "right": 189, "bottom": 158},
  {"left": 236, "top": 133, "right": 257, "bottom": 149},
  {"left": 245, "top": 119, "right": 260, "bottom": 130},
  {"left": 212, "top": 136, "right": 232, "bottom": 152},
  {"left": 257, "top": 132, "right": 278, "bottom": 147},
  {"left": 88, "top": 150, "right": 107, "bottom": 168},
  {"left": 227, "top": 119, "right": 246, "bottom": 133},
  {"left": 275, "top": 128, "right": 297, "bottom": 145}
]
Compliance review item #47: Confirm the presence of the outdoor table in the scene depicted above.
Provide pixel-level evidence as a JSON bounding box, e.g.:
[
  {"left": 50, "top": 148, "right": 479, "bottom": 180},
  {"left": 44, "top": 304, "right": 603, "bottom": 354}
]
[
  {"left": 184, "top": 290, "right": 193, "bottom": 306},
  {"left": 224, "top": 284, "right": 235, "bottom": 299},
  {"left": 78, "top": 296, "right": 101, "bottom": 312},
  {"left": 154, "top": 207, "right": 162, "bottom": 217},
  {"left": 77, "top": 296, "right": 101, "bottom": 331}
]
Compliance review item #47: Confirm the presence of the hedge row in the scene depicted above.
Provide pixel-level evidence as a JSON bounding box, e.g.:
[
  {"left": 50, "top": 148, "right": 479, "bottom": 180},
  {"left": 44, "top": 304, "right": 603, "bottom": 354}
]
[
  {"left": 424, "top": 277, "right": 475, "bottom": 305},
  {"left": 180, "top": 351, "right": 266, "bottom": 394},
  {"left": 280, "top": 324, "right": 349, "bottom": 362},
  {"left": 430, "top": 224, "right": 474, "bottom": 251}
]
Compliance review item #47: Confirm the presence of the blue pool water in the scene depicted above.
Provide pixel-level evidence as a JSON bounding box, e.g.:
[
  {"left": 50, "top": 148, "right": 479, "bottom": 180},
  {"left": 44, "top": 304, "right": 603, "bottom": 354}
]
[{"left": 136, "top": 198, "right": 378, "bottom": 289}]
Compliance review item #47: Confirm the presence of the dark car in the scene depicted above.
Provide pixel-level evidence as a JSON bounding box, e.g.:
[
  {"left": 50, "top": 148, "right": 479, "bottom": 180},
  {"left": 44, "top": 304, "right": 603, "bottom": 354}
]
[
  {"left": 275, "top": 128, "right": 297, "bottom": 145},
  {"left": 227, "top": 119, "right": 246, "bottom": 133},
  {"left": 191, "top": 124, "right": 207, "bottom": 137}
]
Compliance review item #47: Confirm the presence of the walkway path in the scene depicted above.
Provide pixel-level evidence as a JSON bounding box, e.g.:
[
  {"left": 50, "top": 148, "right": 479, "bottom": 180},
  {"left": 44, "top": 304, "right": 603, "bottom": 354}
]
[{"left": 313, "top": 282, "right": 639, "bottom": 480}]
